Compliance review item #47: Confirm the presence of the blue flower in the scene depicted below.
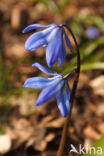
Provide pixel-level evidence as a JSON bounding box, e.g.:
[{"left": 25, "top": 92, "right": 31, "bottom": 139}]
[
  {"left": 22, "top": 24, "right": 72, "bottom": 67},
  {"left": 24, "top": 63, "right": 71, "bottom": 117},
  {"left": 86, "top": 26, "right": 102, "bottom": 40}
]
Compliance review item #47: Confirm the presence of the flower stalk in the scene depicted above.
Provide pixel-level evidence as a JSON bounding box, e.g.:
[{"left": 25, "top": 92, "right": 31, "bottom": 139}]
[{"left": 57, "top": 25, "right": 80, "bottom": 156}]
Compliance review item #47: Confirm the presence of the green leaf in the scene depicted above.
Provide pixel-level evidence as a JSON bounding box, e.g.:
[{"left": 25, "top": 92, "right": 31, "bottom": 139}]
[
  {"left": 76, "top": 15, "right": 104, "bottom": 32},
  {"left": 58, "top": 0, "right": 72, "bottom": 12},
  {"left": 80, "top": 37, "right": 104, "bottom": 59},
  {"left": 70, "top": 21, "right": 84, "bottom": 36},
  {"left": 81, "top": 62, "right": 104, "bottom": 71},
  {"left": 31, "top": 0, "right": 58, "bottom": 12},
  {"left": 84, "top": 135, "right": 104, "bottom": 156}
]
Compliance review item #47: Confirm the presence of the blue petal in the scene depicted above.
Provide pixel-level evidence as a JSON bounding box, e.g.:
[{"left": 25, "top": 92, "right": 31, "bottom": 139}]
[
  {"left": 24, "top": 77, "right": 57, "bottom": 89},
  {"left": 25, "top": 26, "right": 57, "bottom": 51},
  {"left": 35, "top": 79, "right": 64, "bottom": 106},
  {"left": 25, "top": 31, "right": 47, "bottom": 51},
  {"left": 56, "top": 86, "right": 70, "bottom": 117},
  {"left": 22, "top": 24, "right": 58, "bottom": 33},
  {"left": 46, "top": 27, "right": 60, "bottom": 42},
  {"left": 32, "top": 62, "right": 57, "bottom": 76},
  {"left": 64, "top": 31, "right": 72, "bottom": 52},
  {"left": 86, "top": 26, "right": 102, "bottom": 40},
  {"left": 46, "top": 29, "right": 63, "bottom": 67},
  {"left": 58, "top": 32, "right": 66, "bottom": 67},
  {"left": 66, "top": 81, "right": 71, "bottom": 99}
]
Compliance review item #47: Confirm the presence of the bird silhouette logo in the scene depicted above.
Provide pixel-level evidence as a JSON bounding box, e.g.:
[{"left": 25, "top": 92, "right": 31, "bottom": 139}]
[{"left": 69, "top": 144, "right": 78, "bottom": 153}]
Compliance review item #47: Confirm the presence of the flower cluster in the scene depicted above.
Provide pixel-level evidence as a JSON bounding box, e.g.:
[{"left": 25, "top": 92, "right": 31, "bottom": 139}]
[{"left": 23, "top": 23, "right": 72, "bottom": 117}]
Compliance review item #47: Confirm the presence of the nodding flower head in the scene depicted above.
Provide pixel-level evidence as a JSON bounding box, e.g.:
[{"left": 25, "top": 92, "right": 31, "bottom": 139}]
[
  {"left": 22, "top": 23, "right": 72, "bottom": 67},
  {"left": 86, "top": 26, "right": 102, "bottom": 40},
  {"left": 23, "top": 63, "right": 71, "bottom": 117}
]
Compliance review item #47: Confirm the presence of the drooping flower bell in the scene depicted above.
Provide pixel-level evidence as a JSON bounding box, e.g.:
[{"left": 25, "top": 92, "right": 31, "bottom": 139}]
[
  {"left": 22, "top": 24, "right": 72, "bottom": 67},
  {"left": 24, "top": 63, "right": 71, "bottom": 117},
  {"left": 86, "top": 26, "right": 102, "bottom": 40}
]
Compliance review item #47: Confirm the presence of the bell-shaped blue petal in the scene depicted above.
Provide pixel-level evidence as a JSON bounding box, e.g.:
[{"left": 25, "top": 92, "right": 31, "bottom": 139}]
[
  {"left": 25, "top": 26, "right": 58, "bottom": 51},
  {"left": 58, "top": 33, "right": 66, "bottom": 67},
  {"left": 56, "top": 85, "right": 70, "bottom": 117},
  {"left": 46, "top": 27, "right": 60, "bottom": 43},
  {"left": 24, "top": 77, "right": 58, "bottom": 89},
  {"left": 66, "top": 81, "right": 71, "bottom": 99},
  {"left": 32, "top": 62, "right": 57, "bottom": 76},
  {"left": 24, "top": 31, "right": 47, "bottom": 51},
  {"left": 22, "top": 24, "right": 58, "bottom": 33},
  {"left": 46, "top": 29, "right": 63, "bottom": 67},
  {"left": 35, "top": 79, "right": 64, "bottom": 106},
  {"left": 64, "top": 31, "right": 72, "bottom": 52}
]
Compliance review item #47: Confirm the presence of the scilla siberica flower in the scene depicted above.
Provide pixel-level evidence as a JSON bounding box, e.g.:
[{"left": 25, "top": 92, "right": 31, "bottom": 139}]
[
  {"left": 86, "top": 26, "right": 101, "bottom": 40},
  {"left": 22, "top": 24, "right": 72, "bottom": 67},
  {"left": 24, "top": 62, "right": 71, "bottom": 117}
]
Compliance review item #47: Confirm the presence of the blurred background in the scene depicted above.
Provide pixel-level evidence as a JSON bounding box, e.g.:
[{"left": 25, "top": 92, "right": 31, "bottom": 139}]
[{"left": 0, "top": 0, "right": 104, "bottom": 155}]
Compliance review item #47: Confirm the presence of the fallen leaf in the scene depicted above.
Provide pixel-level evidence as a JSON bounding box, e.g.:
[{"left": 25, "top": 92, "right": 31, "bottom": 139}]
[
  {"left": 89, "top": 75, "right": 104, "bottom": 96},
  {"left": 0, "top": 134, "right": 11, "bottom": 154},
  {"left": 83, "top": 125, "right": 101, "bottom": 140}
]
